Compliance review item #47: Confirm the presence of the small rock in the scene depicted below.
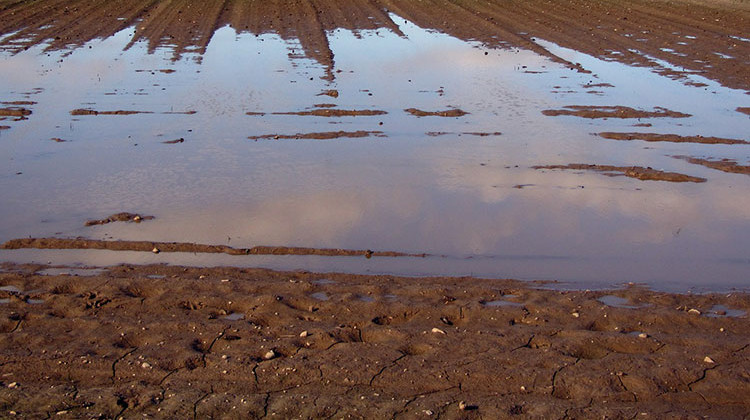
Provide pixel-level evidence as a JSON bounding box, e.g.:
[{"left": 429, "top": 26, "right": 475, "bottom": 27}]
[
  {"left": 571, "top": 312, "right": 580, "bottom": 318},
  {"left": 422, "top": 410, "right": 433, "bottom": 416},
  {"left": 431, "top": 327, "right": 446, "bottom": 335},
  {"left": 263, "top": 350, "right": 277, "bottom": 360},
  {"left": 133, "top": 215, "right": 142, "bottom": 222},
  {"left": 704, "top": 356, "right": 715, "bottom": 364},
  {"left": 151, "top": 247, "right": 160, "bottom": 254},
  {"left": 459, "top": 401, "right": 468, "bottom": 411},
  {"left": 688, "top": 308, "right": 701, "bottom": 315},
  {"left": 7, "top": 382, "right": 17, "bottom": 388},
  {"left": 141, "top": 362, "right": 151, "bottom": 369},
  {"left": 638, "top": 333, "right": 648, "bottom": 339},
  {"left": 299, "top": 330, "right": 309, "bottom": 338}
]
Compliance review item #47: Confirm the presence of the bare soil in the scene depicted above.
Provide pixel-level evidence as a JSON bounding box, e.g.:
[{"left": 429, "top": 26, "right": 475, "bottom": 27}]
[
  {"left": 1, "top": 263, "right": 748, "bottom": 418},
  {"left": 542, "top": 106, "right": 691, "bottom": 119},
  {"left": 405, "top": 108, "right": 469, "bottom": 117},
  {"left": 84, "top": 213, "right": 155, "bottom": 227},
  {"left": 674, "top": 156, "right": 750, "bottom": 176},
  {"left": 249, "top": 131, "right": 386, "bottom": 140},
  {"left": 599, "top": 132, "right": 749, "bottom": 145},
  {"left": 532, "top": 164, "right": 707, "bottom": 183}
]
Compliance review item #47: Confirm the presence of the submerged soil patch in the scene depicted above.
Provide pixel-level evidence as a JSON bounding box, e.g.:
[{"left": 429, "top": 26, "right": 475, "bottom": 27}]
[
  {"left": 533, "top": 164, "right": 706, "bottom": 183},
  {"left": 70, "top": 109, "right": 153, "bottom": 116},
  {"left": 249, "top": 131, "right": 386, "bottom": 140},
  {"left": 272, "top": 109, "right": 387, "bottom": 117},
  {"left": 542, "top": 106, "right": 690, "bottom": 119},
  {"left": 84, "top": 213, "right": 155, "bottom": 227},
  {"left": 1, "top": 238, "right": 423, "bottom": 258},
  {"left": 0, "top": 263, "right": 748, "bottom": 418},
  {"left": 0, "top": 107, "right": 31, "bottom": 117},
  {"left": 598, "top": 132, "right": 749, "bottom": 145},
  {"left": 405, "top": 108, "right": 469, "bottom": 117},
  {"left": 674, "top": 156, "right": 750, "bottom": 176}
]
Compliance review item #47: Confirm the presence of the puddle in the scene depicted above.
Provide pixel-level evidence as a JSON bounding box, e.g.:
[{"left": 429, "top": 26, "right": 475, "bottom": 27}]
[
  {"left": 310, "top": 292, "right": 330, "bottom": 302},
  {"left": 0, "top": 298, "right": 10, "bottom": 304},
  {"left": 147, "top": 274, "right": 166, "bottom": 279},
  {"left": 0, "top": 4, "right": 749, "bottom": 292},
  {"left": 26, "top": 298, "right": 44, "bottom": 304},
  {"left": 704, "top": 305, "right": 746, "bottom": 318},
  {"left": 482, "top": 299, "right": 523, "bottom": 308},
  {"left": 598, "top": 295, "right": 648, "bottom": 309},
  {"left": 358, "top": 295, "right": 375, "bottom": 303},
  {"left": 312, "top": 279, "right": 336, "bottom": 285},
  {"left": 0, "top": 285, "right": 22, "bottom": 294},
  {"left": 37, "top": 268, "right": 105, "bottom": 277},
  {"left": 223, "top": 313, "right": 245, "bottom": 321}
]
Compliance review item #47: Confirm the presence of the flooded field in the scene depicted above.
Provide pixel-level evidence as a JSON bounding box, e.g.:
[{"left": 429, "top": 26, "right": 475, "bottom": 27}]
[{"left": 1, "top": 0, "right": 749, "bottom": 291}]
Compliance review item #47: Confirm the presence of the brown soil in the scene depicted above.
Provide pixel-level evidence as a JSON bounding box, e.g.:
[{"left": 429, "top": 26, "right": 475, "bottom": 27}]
[
  {"left": 50, "top": 138, "right": 67, "bottom": 143},
  {"left": 84, "top": 213, "right": 155, "bottom": 227},
  {"left": 1, "top": 238, "right": 425, "bottom": 258},
  {"left": 427, "top": 131, "right": 502, "bottom": 137},
  {"left": 532, "top": 164, "right": 706, "bottom": 183},
  {"left": 272, "top": 109, "right": 387, "bottom": 117},
  {"left": 245, "top": 112, "right": 266, "bottom": 116},
  {"left": 1, "top": 263, "right": 748, "bottom": 418},
  {"left": 674, "top": 156, "right": 750, "bottom": 176},
  {"left": 1, "top": 1, "right": 747, "bottom": 90},
  {"left": 0, "top": 125, "right": 9, "bottom": 130},
  {"left": 405, "top": 108, "right": 469, "bottom": 117},
  {"left": 0, "top": 108, "right": 31, "bottom": 117},
  {"left": 1, "top": 101, "right": 36, "bottom": 106},
  {"left": 249, "top": 131, "right": 386, "bottom": 140},
  {"left": 317, "top": 90, "right": 339, "bottom": 98},
  {"left": 599, "top": 132, "right": 749, "bottom": 145},
  {"left": 737, "top": 107, "right": 750, "bottom": 116},
  {"left": 70, "top": 109, "right": 153, "bottom": 116},
  {"left": 542, "top": 106, "right": 691, "bottom": 119},
  {"left": 162, "top": 138, "right": 185, "bottom": 144}
]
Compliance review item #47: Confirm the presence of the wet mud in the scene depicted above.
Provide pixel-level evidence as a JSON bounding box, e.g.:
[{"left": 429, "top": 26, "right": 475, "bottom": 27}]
[
  {"left": 674, "top": 156, "right": 750, "bottom": 176},
  {"left": 70, "top": 109, "right": 195, "bottom": 116},
  {"left": 0, "top": 263, "right": 748, "bottom": 418},
  {"left": 405, "top": 108, "right": 469, "bottom": 117},
  {"left": 1, "top": 1, "right": 746, "bottom": 90},
  {"left": 84, "top": 213, "right": 155, "bottom": 227},
  {"left": 737, "top": 107, "right": 750, "bottom": 116},
  {"left": 272, "top": 109, "right": 387, "bottom": 117},
  {"left": 533, "top": 164, "right": 706, "bottom": 183},
  {"left": 0, "top": 107, "right": 31, "bottom": 117},
  {"left": 542, "top": 106, "right": 691, "bottom": 119},
  {"left": 249, "top": 131, "right": 386, "bottom": 141},
  {"left": 598, "top": 132, "right": 749, "bottom": 145},
  {"left": 426, "top": 132, "right": 503, "bottom": 137},
  {"left": 1, "top": 238, "right": 424, "bottom": 258}
]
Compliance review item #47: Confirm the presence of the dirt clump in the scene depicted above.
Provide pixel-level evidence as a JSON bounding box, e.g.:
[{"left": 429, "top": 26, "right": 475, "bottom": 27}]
[
  {"left": 405, "top": 108, "right": 469, "bottom": 117},
  {"left": 673, "top": 156, "right": 750, "bottom": 176},
  {"left": 533, "top": 163, "right": 706, "bottom": 183},
  {"left": 598, "top": 132, "right": 749, "bottom": 145},
  {"left": 273, "top": 109, "right": 387, "bottom": 117},
  {"left": 249, "top": 131, "right": 386, "bottom": 140},
  {"left": 542, "top": 106, "right": 690, "bottom": 119},
  {"left": 84, "top": 213, "right": 155, "bottom": 227},
  {"left": 0, "top": 107, "right": 31, "bottom": 117}
]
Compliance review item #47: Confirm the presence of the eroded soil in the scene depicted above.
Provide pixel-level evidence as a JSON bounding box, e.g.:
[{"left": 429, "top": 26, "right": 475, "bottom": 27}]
[
  {"left": 674, "top": 156, "right": 750, "bottom": 176},
  {"left": 249, "top": 131, "right": 386, "bottom": 141},
  {"left": 541, "top": 106, "right": 691, "bottom": 119},
  {"left": 599, "top": 132, "right": 749, "bottom": 145},
  {"left": 532, "top": 164, "right": 706, "bottom": 183},
  {"left": 0, "top": 264, "right": 748, "bottom": 418}
]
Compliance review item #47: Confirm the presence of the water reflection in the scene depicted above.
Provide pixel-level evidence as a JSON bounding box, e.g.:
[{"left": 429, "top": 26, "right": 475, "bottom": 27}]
[{"left": 0, "top": 3, "right": 749, "bottom": 291}]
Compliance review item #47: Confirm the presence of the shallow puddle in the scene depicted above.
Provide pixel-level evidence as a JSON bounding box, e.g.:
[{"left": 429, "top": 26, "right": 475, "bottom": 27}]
[
  {"left": 598, "top": 295, "right": 648, "bottom": 309},
  {"left": 704, "top": 305, "right": 746, "bottom": 318},
  {"left": 37, "top": 267, "right": 105, "bottom": 277},
  {"left": 310, "top": 292, "right": 330, "bottom": 302},
  {"left": 0, "top": 3, "right": 749, "bottom": 292}
]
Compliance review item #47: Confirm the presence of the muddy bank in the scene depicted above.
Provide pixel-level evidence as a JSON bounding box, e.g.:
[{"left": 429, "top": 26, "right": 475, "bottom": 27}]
[
  {"left": 599, "top": 132, "right": 749, "bottom": 145},
  {"left": 1, "top": 1, "right": 747, "bottom": 90},
  {"left": 0, "top": 263, "right": 748, "bottom": 418},
  {"left": 542, "top": 106, "right": 691, "bottom": 119},
  {"left": 249, "top": 131, "right": 386, "bottom": 141},
  {"left": 84, "top": 213, "right": 155, "bottom": 227},
  {"left": 70, "top": 109, "right": 195, "bottom": 116},
  {"left": 674, "top": 156, "right": 750, "bottom": 176},
  {"left": 738, "top": 107, "right": 750, "bottom": 116},
  {"left": 1, "top": 238, "right": 424, "bottom": 258},
  {"left": 0, "top": 108, "right": 31, "bottom": 117},
  {"left": 533, "top": 164, "right": 706, "bottom": 183},
  {"left": 405, "top": 108, "right": 469, "bottom": 117}
]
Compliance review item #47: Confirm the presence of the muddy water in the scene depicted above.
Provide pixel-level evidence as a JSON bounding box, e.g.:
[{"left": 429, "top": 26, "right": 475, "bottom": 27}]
[{"left": 1, "top": 15, "right": 749, "bottom": 291}]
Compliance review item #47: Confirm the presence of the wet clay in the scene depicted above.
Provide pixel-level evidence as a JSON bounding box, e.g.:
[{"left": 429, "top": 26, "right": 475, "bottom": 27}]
[
  {"left": 1, "top": 238, "right": 425, "bottom": 258},
  {"left": 542, "top": 106, "right": 691, "bottom": 119},
  {"left": 598, "top": 132, "right": 749, "bottom": 145},
  {"left": 532, "top": 164, "right": 706, "bottom": 183},
  {"left": 0, "top": 263, "right": 748, "bottom": 418}
]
